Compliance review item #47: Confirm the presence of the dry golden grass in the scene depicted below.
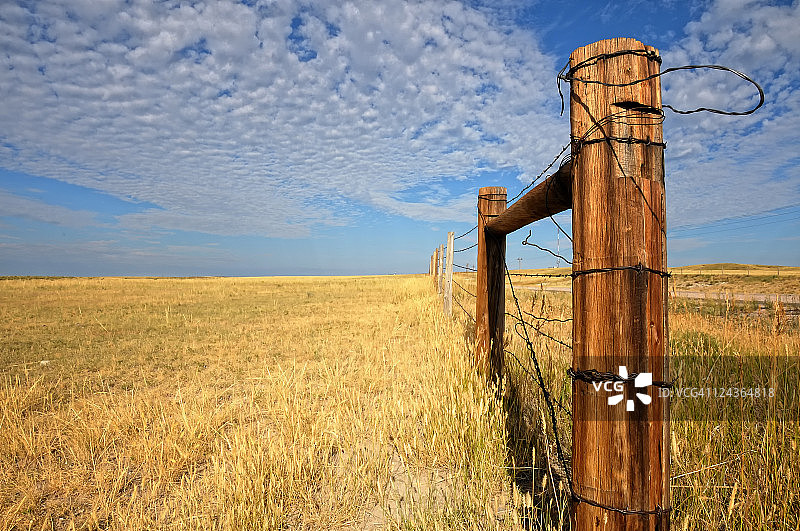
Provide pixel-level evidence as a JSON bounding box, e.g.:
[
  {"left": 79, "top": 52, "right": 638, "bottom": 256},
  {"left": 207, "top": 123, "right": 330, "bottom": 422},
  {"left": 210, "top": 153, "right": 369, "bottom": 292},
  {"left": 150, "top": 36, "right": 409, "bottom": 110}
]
[
  {"left": 0, "top": 276, "right": 513, "bottom": 530},
  {"left": 452, "top": 274, "right": 799, "bottom": 530},
  {"left": 2, "top": 273, "right": 798, "bottom": 530}
]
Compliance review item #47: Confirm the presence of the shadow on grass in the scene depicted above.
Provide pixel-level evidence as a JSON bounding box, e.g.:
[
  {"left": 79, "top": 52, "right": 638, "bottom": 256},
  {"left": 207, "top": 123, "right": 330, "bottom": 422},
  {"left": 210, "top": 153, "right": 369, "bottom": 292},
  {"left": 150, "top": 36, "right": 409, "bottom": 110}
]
[{"left": 502, "top": 367, "right": 572, "bottom": 530}]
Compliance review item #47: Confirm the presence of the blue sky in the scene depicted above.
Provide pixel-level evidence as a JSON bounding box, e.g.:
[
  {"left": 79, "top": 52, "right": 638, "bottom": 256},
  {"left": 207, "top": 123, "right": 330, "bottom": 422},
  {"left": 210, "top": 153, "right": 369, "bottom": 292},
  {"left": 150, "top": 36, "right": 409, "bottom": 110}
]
[{"left": 0, "top": 0, "right": 798, "bottom": 276}]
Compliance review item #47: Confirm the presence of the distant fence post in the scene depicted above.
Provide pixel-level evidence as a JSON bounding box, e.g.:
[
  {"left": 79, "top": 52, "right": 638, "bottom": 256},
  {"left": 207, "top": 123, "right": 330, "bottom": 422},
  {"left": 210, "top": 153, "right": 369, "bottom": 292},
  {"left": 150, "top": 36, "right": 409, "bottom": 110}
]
[
  {"left": 445, "top": 231, "right": 454, "bottom": 315},
  {"left": 569, "top": 38, "right": 670, "bottom": 529},
  {"left": 437, "top": 243, "right": 444, "bottom": 295},
  {"left": 434, "top": 247, "right": 439, "bottom": 284},
  {"left": 476, "top": 186, "right": 507, "bottom": 381}
]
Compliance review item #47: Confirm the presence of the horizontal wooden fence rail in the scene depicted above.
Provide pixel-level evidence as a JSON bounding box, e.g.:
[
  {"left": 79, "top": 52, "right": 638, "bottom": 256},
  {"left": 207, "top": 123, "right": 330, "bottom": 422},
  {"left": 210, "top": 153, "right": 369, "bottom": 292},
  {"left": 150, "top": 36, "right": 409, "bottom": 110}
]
[{"left": 484, "top": 160, "right": 572, "bottom": 236}]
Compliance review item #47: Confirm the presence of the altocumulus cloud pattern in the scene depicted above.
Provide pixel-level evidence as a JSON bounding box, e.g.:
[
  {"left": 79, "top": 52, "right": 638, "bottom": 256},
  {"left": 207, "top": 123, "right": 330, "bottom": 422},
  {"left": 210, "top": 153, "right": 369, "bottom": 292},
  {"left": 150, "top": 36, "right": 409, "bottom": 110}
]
[{"left": 0, "top": 0, "right": 565, "bottom": 238}]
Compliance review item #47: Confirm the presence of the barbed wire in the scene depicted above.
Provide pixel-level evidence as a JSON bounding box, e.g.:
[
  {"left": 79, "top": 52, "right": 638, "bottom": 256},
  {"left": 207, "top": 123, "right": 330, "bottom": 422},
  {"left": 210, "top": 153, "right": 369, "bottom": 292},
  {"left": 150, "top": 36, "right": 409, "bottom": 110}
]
[
  {"left": 504, "top": 260, "right": 671, "bottom": 517},
  {"left": 453, "top": 295, "right": 475, "bottom": 323},
  {"left": 503, "top": 261, "right": 573, "bottom": 493},
  {"left": 573, "top": 264, "right": 671, "bottom": 279},
  {"left": 454, "top": 224, "right": 478, "bottom": 240},
  {"left": 522, "top": 229, "right": 573, "bottom": 264},
  {"left": 454, "top": 242, "right": 477, "bottom": 253},
  {"left": 508, "top": 313, "right": 572, "bottom": 350},
  {"left": 567, "top": 367, "right": 674, "bottom": 390},
  {"left": 557, "top": 49, "right": 764, "bottom": 118},
  {"left": 569, "top": 108, "right": 668, "bottom": 242},
  {"left": 521, "top": 308, "right": 572, "bottom": 324},
  {"left": 507, "top": 143, "right": 571, "bottom": 204},
  {"left": 453, "top": 278, "right": 476, "bottom": 299},
  {"left": 507, "top": 270, "right": 570, "bottom": 278},
  {"left": 432, "top": 48, "right": 762, "bottom": 521},
  {"left": 504, "top": 348, "right": 572, "bottom": 418}
]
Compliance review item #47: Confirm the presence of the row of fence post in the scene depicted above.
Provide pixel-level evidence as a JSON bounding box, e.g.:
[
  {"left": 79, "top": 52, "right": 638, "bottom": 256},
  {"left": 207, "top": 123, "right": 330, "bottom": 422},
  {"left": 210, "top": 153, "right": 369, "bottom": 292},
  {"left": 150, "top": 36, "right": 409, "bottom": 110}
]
[
  {"left": 425, "top": 37, "right": 671, "bottom": 531},
  {"left": 428, "top": 232, "right": 455, "bottom": 316}
]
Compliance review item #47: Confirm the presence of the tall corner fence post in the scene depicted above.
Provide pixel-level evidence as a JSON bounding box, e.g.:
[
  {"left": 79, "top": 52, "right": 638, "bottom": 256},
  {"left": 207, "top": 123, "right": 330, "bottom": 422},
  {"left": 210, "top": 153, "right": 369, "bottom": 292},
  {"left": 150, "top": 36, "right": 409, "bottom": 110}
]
[
  {"left": 437, "top": 243, "right": 444, "bottom": 295},
  {"left": 568, "top": 38, "right": 670, "bottom": 530},
  {"left": 476, "top": 186, "right": 507, "bottom": 382},
  {"left": 445, "top": 231, "right": 454, "bottom": 316}
]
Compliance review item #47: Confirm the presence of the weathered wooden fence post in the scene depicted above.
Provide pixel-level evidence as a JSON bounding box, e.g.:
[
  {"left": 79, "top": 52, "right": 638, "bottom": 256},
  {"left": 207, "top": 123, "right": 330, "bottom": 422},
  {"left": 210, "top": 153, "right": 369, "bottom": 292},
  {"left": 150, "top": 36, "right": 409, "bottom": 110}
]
[
  {"left": 569, "top": 38, "right": 670, "bottom": 530},
  {"left": 476, "top": 187, "right": 507, "bottom": 381},
  {"left": 445, "top": 231, "right": 454, "bottom": 316},
  {"left": 434, "top": 247, "right": 439, "bottom": 284},
  {"left": 437, "top": 243, "right": 444, "bottom": 295}
]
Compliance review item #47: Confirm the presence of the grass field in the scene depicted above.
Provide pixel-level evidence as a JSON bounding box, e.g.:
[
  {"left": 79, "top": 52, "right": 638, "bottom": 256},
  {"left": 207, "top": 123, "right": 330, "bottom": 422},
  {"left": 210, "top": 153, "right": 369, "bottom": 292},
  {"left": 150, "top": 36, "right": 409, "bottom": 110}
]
[
  {"left": 1, "top": 273, "right": 798, "bottom": 529},
  {"left": 1, "top": 276, "right": 510, "bottom": 529}
]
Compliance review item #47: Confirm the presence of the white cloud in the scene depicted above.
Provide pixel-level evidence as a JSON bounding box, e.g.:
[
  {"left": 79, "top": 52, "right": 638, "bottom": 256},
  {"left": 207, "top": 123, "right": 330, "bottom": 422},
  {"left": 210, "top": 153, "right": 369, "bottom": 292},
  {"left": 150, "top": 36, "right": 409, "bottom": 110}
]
[
  {"left": 661, "top": 0, "right": 800, "bottom": 227},
  {"left": 1, "top": 0, "right": 796, "bottom": 245},
  {"left": 0, "top": 190, "right": 99, "bottom": 227},
  {"left": 0, "top": 0, "right": 565, "bottom": 238}
]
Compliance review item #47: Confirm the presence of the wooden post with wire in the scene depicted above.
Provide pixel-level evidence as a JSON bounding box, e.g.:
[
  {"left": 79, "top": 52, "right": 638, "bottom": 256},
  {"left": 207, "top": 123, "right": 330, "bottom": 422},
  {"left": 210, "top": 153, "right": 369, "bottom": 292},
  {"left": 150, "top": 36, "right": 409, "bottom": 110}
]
[
  {"left": 438, "top": 243, "right": 444, "bottom": 295},
  {"left": 568, "top": 38, "right": 670, "bottom": 530},
  {"left": 433, "top": 247, "right": 439, "bottom": 283},
  {"left": 476, "top": 186, "right": 507, "bottom": 381},
  {"left": 445, "top": 231, "right": 454, "bottom": 316}
]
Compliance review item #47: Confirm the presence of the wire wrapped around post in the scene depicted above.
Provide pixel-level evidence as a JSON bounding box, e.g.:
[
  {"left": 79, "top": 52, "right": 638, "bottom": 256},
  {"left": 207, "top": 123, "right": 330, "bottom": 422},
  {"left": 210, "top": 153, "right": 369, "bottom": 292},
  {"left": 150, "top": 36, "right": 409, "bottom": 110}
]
[{"left": 568, "top": 38, "right": 670, "bottom": 530}]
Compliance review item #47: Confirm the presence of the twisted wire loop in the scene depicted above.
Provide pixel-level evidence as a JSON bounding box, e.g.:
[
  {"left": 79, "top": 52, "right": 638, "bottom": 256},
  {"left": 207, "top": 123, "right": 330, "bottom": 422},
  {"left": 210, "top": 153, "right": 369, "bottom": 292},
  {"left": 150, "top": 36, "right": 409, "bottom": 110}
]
[
  {"left": 557, "top": 48, "right": 764, "bottom": 117},
  {"left": 454, "top": 242, "right": 477, "bottom": 253},
  {"left": 507, "top": 313, "right": 572, "bottom": 350},
  {"left": 522, "top": 229, "right": 573, "bottom": 264}
]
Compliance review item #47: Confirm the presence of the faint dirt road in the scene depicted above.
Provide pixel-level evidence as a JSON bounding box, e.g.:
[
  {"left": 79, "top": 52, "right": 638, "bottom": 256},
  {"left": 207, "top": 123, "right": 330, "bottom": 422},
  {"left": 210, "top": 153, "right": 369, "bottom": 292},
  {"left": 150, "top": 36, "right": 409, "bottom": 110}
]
[{"left": 520, "top": 285, "right": 800, "bottom": 305}]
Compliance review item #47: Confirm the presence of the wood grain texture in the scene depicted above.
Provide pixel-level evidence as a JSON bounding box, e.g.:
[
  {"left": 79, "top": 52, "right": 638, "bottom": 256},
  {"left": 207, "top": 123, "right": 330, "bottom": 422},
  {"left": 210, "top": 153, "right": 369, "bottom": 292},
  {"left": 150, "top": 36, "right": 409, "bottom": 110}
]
[
  {"left": 569, "top": 38, "right": 670, "bottom": 531},
  {"left": 476, "top": 186, "right": 507, "bottom": 381},
  {"left": 485, "top": 161, "right": 572, "bottom": 236},
  {"left": 437, "top": 243, "right": 444, "bottom": 295},
  {"left": 445, "top": 231, "right": 454, "bottom": 316},
  {"left": 434, "top": 248, "right": 439, "bottom": 285}
]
